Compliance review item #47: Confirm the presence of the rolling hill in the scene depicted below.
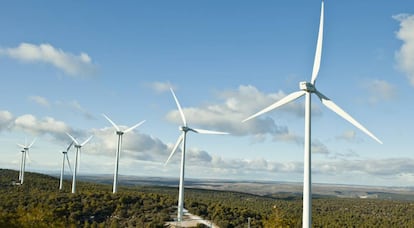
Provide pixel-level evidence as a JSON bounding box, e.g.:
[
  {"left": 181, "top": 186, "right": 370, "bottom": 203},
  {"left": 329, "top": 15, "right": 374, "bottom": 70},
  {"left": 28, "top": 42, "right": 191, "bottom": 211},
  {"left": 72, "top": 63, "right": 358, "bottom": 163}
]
[{"left": 1, "top": 169, "right": 414, "bottom": 227}]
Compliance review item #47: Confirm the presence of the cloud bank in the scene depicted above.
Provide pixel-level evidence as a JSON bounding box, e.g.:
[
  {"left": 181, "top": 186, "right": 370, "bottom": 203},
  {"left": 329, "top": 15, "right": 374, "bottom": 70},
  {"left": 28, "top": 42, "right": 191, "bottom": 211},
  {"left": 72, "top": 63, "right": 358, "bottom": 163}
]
[
  {"left": 1, "top": 110, "right": 413, "bottom": 186},
  {"left": 165, "top": 85, "right": 308, "bottom": 141}
]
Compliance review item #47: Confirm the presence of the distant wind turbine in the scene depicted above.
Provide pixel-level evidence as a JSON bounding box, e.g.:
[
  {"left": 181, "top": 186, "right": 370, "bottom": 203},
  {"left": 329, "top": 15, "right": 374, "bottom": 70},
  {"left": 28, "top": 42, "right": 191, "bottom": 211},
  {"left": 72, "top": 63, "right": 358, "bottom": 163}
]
[
  {"left": 242, "top": 1, "right": 382, "bottom": 228},
  {"left": 165, "top": 88, "right": 228, "bottom": 222},
  {"left": 17, "top": 138, "right": 36, "bottom": 185},
  {"left": 102, "top": 114, "right": 145, "bottom": 194},
  {"left": 59, "top": 141, "right": 74, "bottom": 190},
  {"left": 66, "top": 133, "right": 93, "bottom": 194}
]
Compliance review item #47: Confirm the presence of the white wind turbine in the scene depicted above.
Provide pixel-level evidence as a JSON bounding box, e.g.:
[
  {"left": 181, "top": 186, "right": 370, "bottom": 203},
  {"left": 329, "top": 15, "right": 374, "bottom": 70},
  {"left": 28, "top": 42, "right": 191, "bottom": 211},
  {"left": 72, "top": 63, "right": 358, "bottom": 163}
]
[
  {"left": 243, "top": 1, "right": 382, "bottom": 228},
  {"left": 102, "top": 114, "right": 146, "bottom": 194},
  {"left": 59, "top": 142, "right": 74, "bottom": 190},
  {"left": 66, "top": 133, "right": 93, "bottom": 194},
  {"left": 17, "top": 138, "right": 36, "bottom": 185},
  {"left": 165, "top": 88, "right": 229, "bottom": 222}
]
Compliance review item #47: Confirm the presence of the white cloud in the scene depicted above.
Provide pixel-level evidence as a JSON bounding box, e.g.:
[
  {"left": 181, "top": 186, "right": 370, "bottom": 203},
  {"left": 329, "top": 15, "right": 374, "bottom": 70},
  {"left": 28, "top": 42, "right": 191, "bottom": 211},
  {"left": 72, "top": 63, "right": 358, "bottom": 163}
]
[
  {"left": 165, "top": 85, "right": 309, "bottom": 140},
  {"left": 3, "top": 110, "right": 412, "bottom": 186},
  {"left": 162, "top": 85, "right": 331, "bottom": 154},
  {"left": 272, "top": 131, "right": 302, "bottom": 144},
  {"left": 68, "top": 100, "right": 95, "bottom": 120},
  {"left": 13, "top": 114, "right": 71, "bottom": 138},
  {"left": 311, "top": 140, "right": 330, "bottom": 155},
  {"left": 28, "top": 95, "right": 50, "bottom": 107},
  {"left": 0, "top": 110, "right": 13, "bottom": 130},
  {"left": 394, "top": 14, "right": 414, "bottom": 87},
  {"left": 159, "top": 151, "right": 414, "bottom": 185},
  {"left": 147, "top": 81, "right": 175, "bottom": 93},
  {"left": 0, "top": 43, "right": 96, "bottom": 77},
  {"left": 314, "top": 158, "right": 414, "bottom": 177},
  {"left": 207, "top": 156, "right": 302, "bottom": 176},
  {"left": 336, "top": 130, "right": 358, "bottom": 143},
  {"left": 89, "top": 127, "right": 170, "bottom": 162},
  {"left": 363, "top": 79, "right": 397, "bottom": 104}
]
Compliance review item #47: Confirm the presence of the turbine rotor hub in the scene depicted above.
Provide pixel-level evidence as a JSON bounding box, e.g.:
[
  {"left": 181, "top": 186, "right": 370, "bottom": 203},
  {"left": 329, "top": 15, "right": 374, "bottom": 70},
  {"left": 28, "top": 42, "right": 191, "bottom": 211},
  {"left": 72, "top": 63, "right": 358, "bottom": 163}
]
[
  {"left": 299, "top": 81, "right": 316, "bottom": 93},
  {"left": 180, "top": 126, "right": 190, "bottom": 132}
]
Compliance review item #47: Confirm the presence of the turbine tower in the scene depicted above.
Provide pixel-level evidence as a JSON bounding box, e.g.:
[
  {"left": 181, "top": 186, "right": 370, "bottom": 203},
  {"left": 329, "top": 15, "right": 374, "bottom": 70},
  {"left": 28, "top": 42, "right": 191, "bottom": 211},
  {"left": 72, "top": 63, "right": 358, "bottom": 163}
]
[
  {"left": 66, "top": 133, "right": 93, "bottom": 194},
  {"left": 243, "top": 1, "right": 382, "bottom": 228},
  {"left": 59, "top": 142, "right": 74, "bottom": 190},
  {"left": 18, "top": 149, "right": 24, "bottom": 183},
  {"left": 165, "top": 88, "right": 228, "bottom": 222},
  {"left": 17, "top": 138, "right": 36, "bottom": 185},
  {"left": 102, "top": 114, "right": 145, "bottom": 194}
]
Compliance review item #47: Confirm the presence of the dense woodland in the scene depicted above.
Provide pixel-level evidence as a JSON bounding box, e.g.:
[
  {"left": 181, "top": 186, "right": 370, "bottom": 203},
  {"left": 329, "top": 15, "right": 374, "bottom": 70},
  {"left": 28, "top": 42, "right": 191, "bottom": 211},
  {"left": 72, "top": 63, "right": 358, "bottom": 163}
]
[{"left": 1, "top": 169, "right": 414, "bottom": 227}]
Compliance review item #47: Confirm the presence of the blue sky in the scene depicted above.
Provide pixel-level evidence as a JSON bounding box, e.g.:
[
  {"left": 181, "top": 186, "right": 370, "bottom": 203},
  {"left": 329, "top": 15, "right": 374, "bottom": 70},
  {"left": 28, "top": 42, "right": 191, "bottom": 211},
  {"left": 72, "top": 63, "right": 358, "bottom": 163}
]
[{"left": 1, "top": 1, "right": 414, "bottom": 187}]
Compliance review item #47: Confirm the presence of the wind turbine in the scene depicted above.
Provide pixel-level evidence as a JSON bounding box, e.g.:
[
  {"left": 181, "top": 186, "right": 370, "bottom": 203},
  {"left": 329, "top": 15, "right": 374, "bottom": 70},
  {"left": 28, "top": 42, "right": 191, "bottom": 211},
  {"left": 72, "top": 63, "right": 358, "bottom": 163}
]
[
  {"left": 165, "top": 88, "right": 228, "bottom": 222},
  {"left": 17, "top": 138, "right": 36, "bottom": 185},
  {"left": 242, "top": 1, "right": 382, "bottom": 228},
  {"left": 66, "top": 133, "right": 93, "bottom": 194},
  {"left": 102, "top": 114, "right": 145, "bottom": 194},
  {"left": 59, "top": 141, "right": 74, "bottom": 190}
]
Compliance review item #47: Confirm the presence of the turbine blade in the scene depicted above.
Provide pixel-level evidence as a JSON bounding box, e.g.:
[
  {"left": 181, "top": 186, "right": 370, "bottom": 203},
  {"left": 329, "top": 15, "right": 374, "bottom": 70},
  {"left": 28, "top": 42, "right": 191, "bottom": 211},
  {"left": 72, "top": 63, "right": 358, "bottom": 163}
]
[
  {"left": 124, "top": 120, "right": 146, "bottom": 133},
  {"left": 81, "top": 135, "right": 94, "bottom": 146},
  {"left": 242, "top": 90, "right": 306, "bottom": 122},
  {"left": 66, "top": 132, "right": 79, "bottom": 145},
  {"left": 26, "top": 150, "right": 32, "bottom": 164},
  {"left": 17, "top": 143, "right": 26, "bottom": 149},
  {"left": 192, "top": 128, "right": 229, "bottom": 135},
  {"left": 311, "top": 0, "right": 324, "bottom": 85},
  {"left": 164, "top": 134, "right": 184, "bottom": 166},
  {"left": 102, "top": 113, "right": 120, "bottom": 132},
  {"left": 28, "top": 138, "right": 36, "bottom": 148},
  {"left": 315, "top": 90, "right": 383, "bottom": 144},
  {"left": 66, "top": 155, "right": 73, "bottom": 175},
  {"left": 170, "top": 88, "right": 187, "bottom": 126},
  {"left": 66, "top": 141, "right": 74, "bottom": 152}
]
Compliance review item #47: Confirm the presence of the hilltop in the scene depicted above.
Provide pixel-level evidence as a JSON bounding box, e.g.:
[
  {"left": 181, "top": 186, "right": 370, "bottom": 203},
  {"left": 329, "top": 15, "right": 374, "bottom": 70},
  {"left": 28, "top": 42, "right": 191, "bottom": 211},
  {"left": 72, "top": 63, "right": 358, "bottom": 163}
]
[{"left": 1, "top": 169, "right": 414, "bottom": 227}]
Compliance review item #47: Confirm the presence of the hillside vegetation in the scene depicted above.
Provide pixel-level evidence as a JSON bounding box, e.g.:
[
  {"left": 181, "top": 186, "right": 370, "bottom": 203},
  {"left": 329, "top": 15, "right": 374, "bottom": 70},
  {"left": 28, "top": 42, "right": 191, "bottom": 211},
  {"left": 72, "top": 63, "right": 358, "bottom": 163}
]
[{"left": 1, "top": 169, "right": 414, "bottom": 227}]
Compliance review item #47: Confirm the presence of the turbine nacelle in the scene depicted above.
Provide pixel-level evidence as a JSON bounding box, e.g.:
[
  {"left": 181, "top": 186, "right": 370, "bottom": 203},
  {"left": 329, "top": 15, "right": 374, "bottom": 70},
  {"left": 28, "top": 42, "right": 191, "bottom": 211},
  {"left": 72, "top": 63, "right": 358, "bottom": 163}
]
[
  {"left": 179, "top": 126, "right": 192, "bottom": 132},
  {"left": 116, "top": 131, "right": 124, "bottom": 135},
  {"left": 300, "top": 81, "right": 316, "bottom": 93}
]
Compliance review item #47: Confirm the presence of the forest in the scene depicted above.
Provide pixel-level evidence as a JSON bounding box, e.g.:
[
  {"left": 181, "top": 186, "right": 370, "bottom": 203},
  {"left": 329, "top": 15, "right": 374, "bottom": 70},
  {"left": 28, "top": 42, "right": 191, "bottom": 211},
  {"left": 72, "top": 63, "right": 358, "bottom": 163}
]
[{"left": 1, "top": 168, "right": 414, "bottom": 227}]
